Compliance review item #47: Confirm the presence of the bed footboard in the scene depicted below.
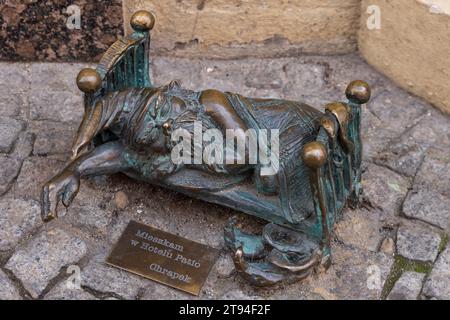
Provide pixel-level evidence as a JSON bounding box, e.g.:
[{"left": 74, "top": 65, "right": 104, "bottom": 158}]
[
  {"left": 76, "top": 10, "right": 155, "bottom": 108},
  {"left": 302, "top": 81, "right": 371, "bottom": 260}
]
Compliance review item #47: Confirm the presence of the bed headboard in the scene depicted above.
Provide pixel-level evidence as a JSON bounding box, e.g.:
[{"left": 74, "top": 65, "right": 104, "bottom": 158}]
[{"left": 76, "top": 10, "right": 155, "bottom": 107}]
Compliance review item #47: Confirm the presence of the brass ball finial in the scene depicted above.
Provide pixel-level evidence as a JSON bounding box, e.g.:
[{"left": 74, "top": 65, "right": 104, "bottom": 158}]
[
  {"left": 345, "top": 80, "right": 371, "bottom": 104},
  {"left": 130, "top": 10, "right": 155, "bottom": 32},
  {"left": 76, "top": 68, "right": 101, "bottom": 94},
  {"left": 302, "top": 142, "right": 327, "bottom": 169}
]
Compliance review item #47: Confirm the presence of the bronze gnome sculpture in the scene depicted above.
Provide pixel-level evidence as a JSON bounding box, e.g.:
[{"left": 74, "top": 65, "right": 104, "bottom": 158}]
[{"left": 41, "top": 11, "right": 371, "bottom": 286}]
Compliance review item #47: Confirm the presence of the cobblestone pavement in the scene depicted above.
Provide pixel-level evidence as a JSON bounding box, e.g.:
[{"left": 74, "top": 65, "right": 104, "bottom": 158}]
[{"left": 0, "top": 53, "right": 449, "bottom": 300}]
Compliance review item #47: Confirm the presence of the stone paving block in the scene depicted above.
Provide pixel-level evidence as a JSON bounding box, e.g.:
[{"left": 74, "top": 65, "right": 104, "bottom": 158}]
[
  {"left": 107, "top": 215, "right": 133, "bottom": 246},
  {"left": 415, "top": 148, "right": 450, "bottom": 198},
  {"left": 0, "top": 198, "right": 42, "bottom": 252},
  {"left": 387, "top": 271, "right": 425, "bottom": 300},
  {"left": 28, "top": 63, "right": 92, "bottom": 122},
  {"left": 281, "top": 60, "right": 327, "bottom": 95},
  {"left": 168, "top": 209, "right": 229, "bottom": 250},
  {"left": 10, "top": 131, "right": 34, "bottom": 160},
  {"left": 221, "top": 289, "right": 262, "bottom": 300},
  {"left": 243, "top": 60, "right": 287, "bottom": 91},
  {"left": 141, "top": 281, "right": 192, "bottom": 300},
  {"left": 376, "top": 138, "right": 426, "bottom": 178},
  {"left": 362, "top": 163, "right": 410, "bottom": 218},
  {"left": 30, "top": 121, "right": 77, "bottom": 156},
  {"left": 152, "top": 57, "right": 336, "bottom": 106},
  {"left": 43, "top": 280, "right": 97, "bottom": 300},
  {"left": 29, "top": 90, "right": 84, "bottom": 123},
  {"left": 306, "top": 243, "right": 394, "bottom": 300},
  {"left": 81, "top": 254, "right": 149, "bottom": 300},
  {"left": 379, "top": 146, "right": 425, "bottom": 178},
  {"left": 367, "top": 89, "right": 428, "bottom": 135},
  {"left": 200, "top": 264, "right": 237, "bottom": 300},
  {"left": 298, "top": 91, "right": 343, "bottom": 113},
  {"left": 64, "top": 183, "right": 114, "bottom": 235},
  {"left": 15, "top": 156, "right": 66, "bottom": 200},
  {"left": 30, "top": 63, "right": 92, "bottom": 93},
  {"left": 281, "top": 60, "right": 342, "bottom": 108},
  {"left": 423, "top": 248, "right": 450, "bottom": 300},
  {"left": 377, "top": 111, "right": 450, "bottom": 177},
  {"left": 404, "top": 110, "right": 450, "bottom": 148},
  {"left": 66, "top": 204, "right": 113, "bottom": 235},
  {"left": 153, "top": 57, "right": 264, "bottom": 96},
  {"left": 396, "top": 223, "right": 441, "bottom": 263},
  {"left": 361, "top": 108, "right": 396, "bottom": 160},
  {"left": 0, "top": 65, "right": 30, "bottom": 121},
  {"left": 0, "top": 156, "right": 21, "bottom": 195},
  {"left": 0, "top": 117, "right": 23, "bottom": 153},
  {"left": 403, "top": 189, "right": 450, "bottom": 231},
  {"left": 334, "top": 208, "right": 385, "bottom": 252},
  {"left": 0, "top": 92, "right": 22, "bottom": 118},
  {"left": 361, "top": 90, "right": 431, "bottom": 162},
  {"left": 0, "top": 269, "right": 22, "bottom": 300},
  {"left": 5, "top": 228, "right": 87, "bottom": 298},
  {"left": 325, "top": 54, "right": 390, "bottom": 93},
  {"left": 265, "top": 284, "right": 323, "bottom": 300},
  {"left": 0, "top": 64, "right": 29, "bottom": 89}
]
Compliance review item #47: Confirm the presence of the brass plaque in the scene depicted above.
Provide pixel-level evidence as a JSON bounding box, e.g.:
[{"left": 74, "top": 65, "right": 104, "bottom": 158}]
[{"left": 106, "top": 220, "right": 219, "bottom": 296}]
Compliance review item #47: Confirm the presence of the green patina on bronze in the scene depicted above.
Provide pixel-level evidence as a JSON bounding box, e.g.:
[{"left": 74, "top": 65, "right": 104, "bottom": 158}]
[{"left": 40, "top": 10, "right": 371, "bottom": 286}]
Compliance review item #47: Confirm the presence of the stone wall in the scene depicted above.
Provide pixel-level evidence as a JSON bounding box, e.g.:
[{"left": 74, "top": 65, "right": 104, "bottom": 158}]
[
  {"left": 359, "top": 0, "right": 450, "bottom": 115},
  {"left": 123, "top": 0, "right": 361, "bottom": 58}
]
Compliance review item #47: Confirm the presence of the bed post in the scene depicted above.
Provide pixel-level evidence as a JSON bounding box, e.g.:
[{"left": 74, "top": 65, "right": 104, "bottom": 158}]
[
  {"left": 345, "top": 80, "right": 371, "bottom": 207},
  {"left": 302, "top": 142, "right": 331, "bottom": 262},
  {"left": 129, "top": 10, "right": 155, "bottom": 88},
  {"left": 94, "top": 10, "right": 155, "bottom": 92}
]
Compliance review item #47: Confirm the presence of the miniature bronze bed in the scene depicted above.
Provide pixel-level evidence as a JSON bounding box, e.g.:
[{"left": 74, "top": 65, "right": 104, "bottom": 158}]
[{"left": 41, "top": 11, "right": 371, "bottom": 286}]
